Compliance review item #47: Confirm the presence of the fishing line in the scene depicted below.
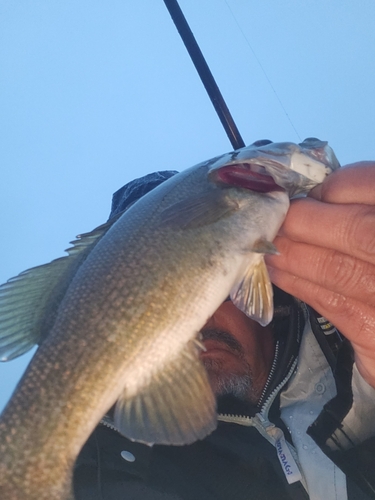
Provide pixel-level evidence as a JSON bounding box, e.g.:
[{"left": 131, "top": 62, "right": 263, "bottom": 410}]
[{"left": 224, "top": 0, "right": 302, "bottom": 142}]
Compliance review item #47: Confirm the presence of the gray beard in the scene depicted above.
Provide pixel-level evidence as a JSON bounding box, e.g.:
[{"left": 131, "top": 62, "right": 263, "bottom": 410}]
[
  {"left": 201, "top": 328, "right": 259, "bottom": 403},
  {"left": 203, "top": 356, "right": 257, "bottom": 402}
]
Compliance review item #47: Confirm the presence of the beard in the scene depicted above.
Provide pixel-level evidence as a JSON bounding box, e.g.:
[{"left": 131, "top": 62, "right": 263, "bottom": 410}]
[{"left": 200, "top": 329, "right": 258, "bottom": 403}]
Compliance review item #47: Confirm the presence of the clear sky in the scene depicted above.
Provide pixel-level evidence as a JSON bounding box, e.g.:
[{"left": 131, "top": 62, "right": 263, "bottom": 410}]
[{"left": 0, "top": 0, "right": 374, "bottom": 411}]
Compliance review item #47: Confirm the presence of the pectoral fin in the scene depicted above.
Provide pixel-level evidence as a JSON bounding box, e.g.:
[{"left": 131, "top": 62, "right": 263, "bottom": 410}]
[
  {"left": 114, "top": 340, "right": 217, "bottom": 445},
  {"left": 230, "top": 256, "right": 273, "bottom": 326},
  {"left": 159, "top": 190, "right": 239, "bottom": 229}
]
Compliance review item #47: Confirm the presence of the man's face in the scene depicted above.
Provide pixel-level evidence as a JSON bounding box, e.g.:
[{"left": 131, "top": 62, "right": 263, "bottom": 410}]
[{"left": 200, "top": 301, "right": 275, "bottom": 404}]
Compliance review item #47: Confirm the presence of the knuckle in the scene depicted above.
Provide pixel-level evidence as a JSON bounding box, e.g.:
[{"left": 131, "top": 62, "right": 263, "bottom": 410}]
[
  {"left": 321, "top": 250, "right": 375, "bottom": 307},
  {"left": 323, "top": 251, "right": 357, "bottom": 290},
  {"left": 344, "top": 305, "right": 375, "bottom": 348},
  {"left": 346, "top": 207, "right": 375, "bottom": 261},
  {"left": 317, "top": 293, "right": 347, "bottom": 316},
  {"left": 315, "top": 296, "right": 375, "bottom": 349},
  {"left": 324, "top": 252, "right": 375, "bottom": 301},
  {"left": 358, "top": 272, "right": 375, "bottom": 304},
  {"left": 313, "top": 288, "right": 348, "bottom": 320}
]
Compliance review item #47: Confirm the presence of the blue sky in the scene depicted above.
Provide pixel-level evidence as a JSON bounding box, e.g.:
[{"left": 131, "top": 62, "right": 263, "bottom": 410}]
[{"left": 0, "top": 0, "right": 374, "bottom": 411}]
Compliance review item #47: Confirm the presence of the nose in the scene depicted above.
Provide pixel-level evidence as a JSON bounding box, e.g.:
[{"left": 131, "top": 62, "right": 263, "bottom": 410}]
[{"left": 203, "top": 300, "right": 236, "bottom": 332}]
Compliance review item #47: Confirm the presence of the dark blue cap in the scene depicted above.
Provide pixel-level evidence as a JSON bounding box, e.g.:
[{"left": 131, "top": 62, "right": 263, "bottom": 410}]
[{"left": 108, "top": 170, "right": 178, "bottom": 220}]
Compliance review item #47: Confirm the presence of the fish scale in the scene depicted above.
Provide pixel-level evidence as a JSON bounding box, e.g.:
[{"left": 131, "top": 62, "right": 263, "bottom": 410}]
[{"left": 0, "top": 139, "right": 340, "bottom": 499}]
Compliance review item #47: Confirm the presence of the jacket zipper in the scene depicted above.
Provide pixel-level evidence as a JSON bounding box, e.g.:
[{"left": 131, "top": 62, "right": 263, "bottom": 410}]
[
  {"left": 218, "top": 358, "right": 307, "bottom": 489},
  {"left": 257, "top": 340, "right": 280, "bottom": 409},
  {"left": 217, "top": 357, "right": 296, "bottom": 430},
  {"left": 100, "top": 415, "right": 121, "bottom": 433}
]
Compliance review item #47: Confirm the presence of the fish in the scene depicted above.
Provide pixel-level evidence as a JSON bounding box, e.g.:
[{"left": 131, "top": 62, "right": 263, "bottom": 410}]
[{"left": 0, "top": 138, "right": 340, "bottom": 500}]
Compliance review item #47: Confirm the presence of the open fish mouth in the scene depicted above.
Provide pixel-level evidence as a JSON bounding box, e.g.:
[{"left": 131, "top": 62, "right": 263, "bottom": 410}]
[
  {"left": 208, "top": 138, "right": 341, "bottom": 197},
  {"left": 212, "top": 162, "right": 286, "bottom": 193}
]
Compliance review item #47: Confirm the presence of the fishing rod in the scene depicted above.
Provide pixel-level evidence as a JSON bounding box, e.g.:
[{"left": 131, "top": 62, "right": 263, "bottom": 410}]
[{"left": 163, "top": 0, "right": 246, "bottom": 151}]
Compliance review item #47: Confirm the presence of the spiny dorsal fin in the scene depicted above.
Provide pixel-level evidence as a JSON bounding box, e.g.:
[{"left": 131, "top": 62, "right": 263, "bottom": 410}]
[
  {"left": 0, "top": 215, "right": 122, "bottom": 361},
  {"left": 230, "top": 256, "right": 273, "bottom": 327},
  {"left": 114, "top": 340, "right": 217, "bottom": 445},
  {"left": 67, "top": 213, "right": 123, "bottom": 256}
]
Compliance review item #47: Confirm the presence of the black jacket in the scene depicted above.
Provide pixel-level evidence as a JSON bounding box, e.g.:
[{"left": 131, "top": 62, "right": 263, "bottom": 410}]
[
  {"left": 73, "top": 406, "right": 374, "bottom": 500},
  {"left": 74, "top": 417, "right": 310, "bottom": 500}
]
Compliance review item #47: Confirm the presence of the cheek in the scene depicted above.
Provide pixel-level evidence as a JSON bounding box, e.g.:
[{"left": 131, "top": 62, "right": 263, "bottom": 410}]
[{"left": 202, "top": 350, "right": 250, "bottom": 376}]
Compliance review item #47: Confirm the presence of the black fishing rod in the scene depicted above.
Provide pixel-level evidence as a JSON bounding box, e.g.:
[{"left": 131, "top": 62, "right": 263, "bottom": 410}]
[{"left": 163, "top": 0, "right": 246, "bottom": 150}]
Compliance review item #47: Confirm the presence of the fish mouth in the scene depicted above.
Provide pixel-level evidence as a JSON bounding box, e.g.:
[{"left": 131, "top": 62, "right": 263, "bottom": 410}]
[
  {"left": 213, "top": 162, "right": 286, "bottom": 193},
  {"left": 208, "top": 138, "right": 340, "bottom": 197}
]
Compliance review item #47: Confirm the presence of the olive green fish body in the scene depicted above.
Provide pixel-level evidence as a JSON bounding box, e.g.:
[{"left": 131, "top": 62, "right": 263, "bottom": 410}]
[{"left": 0, "top": 139, "right": 340, "bottom": 499}]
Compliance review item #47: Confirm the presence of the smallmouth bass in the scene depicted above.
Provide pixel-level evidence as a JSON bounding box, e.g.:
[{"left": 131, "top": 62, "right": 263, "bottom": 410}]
[{"left": 0, "top": 138, "right": 339, "bottom": 499}]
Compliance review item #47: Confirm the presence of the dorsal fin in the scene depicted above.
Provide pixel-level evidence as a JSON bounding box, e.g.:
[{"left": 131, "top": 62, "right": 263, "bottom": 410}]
[{"left": 0, "top": 214, "right": 122, "bottom": 361}]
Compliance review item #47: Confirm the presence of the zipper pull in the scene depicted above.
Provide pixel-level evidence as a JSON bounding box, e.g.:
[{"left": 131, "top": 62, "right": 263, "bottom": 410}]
[
  {"left": 272, "top": 428, "right": 303, "bottom": 485},
  {"left": 255, "top": 414, "right": 303, "bottom": 485},
  {"left": 256, "top": 411, "right": 273, "bottom": 428}
]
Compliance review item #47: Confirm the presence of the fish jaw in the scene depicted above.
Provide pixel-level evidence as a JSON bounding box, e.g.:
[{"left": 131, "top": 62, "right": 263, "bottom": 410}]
[{"left": 208, "top": 138, "right": 340, "bottom": 198}]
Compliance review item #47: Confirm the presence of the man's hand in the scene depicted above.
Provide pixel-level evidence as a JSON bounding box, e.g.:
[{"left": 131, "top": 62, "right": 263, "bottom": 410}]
[{"left": 266, "top": 162, "right": 375, "bottom": 388}]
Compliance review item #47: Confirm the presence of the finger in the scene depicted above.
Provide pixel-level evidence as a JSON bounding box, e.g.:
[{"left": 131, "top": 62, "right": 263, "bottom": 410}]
[
  {"left": 310, "top": 162, "right": 375, "bottom": 204},
  {"left": 267, "top": 266, "right": 375, "bottom": 352},
  {"left": 278, "top": 198, "right": 375, "bottom": 265},
  {"left": 267, "top": 266, "right": 375, "bottom": 387},
  {"left": 266, "top": 236, "right": 375, "bottom": 308}
]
